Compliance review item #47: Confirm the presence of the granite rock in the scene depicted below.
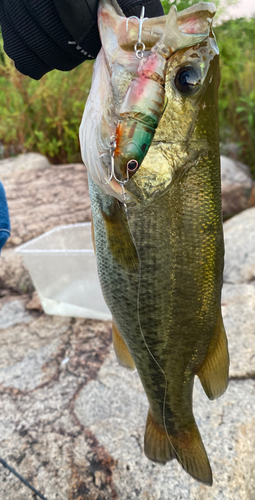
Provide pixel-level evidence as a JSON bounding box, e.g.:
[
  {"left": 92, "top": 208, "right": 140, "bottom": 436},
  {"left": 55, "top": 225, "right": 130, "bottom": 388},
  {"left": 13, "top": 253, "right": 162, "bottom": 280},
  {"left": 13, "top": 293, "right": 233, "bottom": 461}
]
[
  {"left": 223, "top": 207, "right": 255, "bottom": 284},
  {"left": 0, "top": 299, "right": 32, "bottom": 329},
  {"left": 222, "top": 283, "right": 255, "bottom": 378},
  {"left": 0, "top": 302, "right": 114, "bottom": 500},
  {"left": 249, "top": 184, "right": 255, "bottom": 208},
  {"left": 3, "top": 159, "right": 91, "bottom": 248},
  {"left": 0, "top": 153, "right": 50, "bottom": 180},
  {"left": 0, "top": 247, "right": 34, "bottom": 295},
  {"left": 0, "top": 281, "right": 254, "bottom": 499},
  {"left": 220, "top": 143, "right": 241, "bottom": 161},
  {"left": 221, "top": 155, "right": 254, "bottom": 218}
]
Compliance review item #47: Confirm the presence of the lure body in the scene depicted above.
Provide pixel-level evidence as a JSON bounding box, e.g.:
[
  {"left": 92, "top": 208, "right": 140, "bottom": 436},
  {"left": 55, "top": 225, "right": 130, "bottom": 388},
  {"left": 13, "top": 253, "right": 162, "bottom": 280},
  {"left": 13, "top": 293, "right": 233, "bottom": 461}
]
[
  {"left": 113, "top": 4, "right": 207, "bottom": 180},
  {"left": 114, "top": 51, "right": 168, "bottom": 177}
]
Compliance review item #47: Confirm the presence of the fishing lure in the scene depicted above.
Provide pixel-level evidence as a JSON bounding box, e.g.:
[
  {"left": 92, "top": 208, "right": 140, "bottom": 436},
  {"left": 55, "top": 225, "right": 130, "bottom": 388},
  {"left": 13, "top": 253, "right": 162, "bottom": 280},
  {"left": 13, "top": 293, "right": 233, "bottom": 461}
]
[{"left": 113, "top": 5, "right": 207, "bottom": 182}]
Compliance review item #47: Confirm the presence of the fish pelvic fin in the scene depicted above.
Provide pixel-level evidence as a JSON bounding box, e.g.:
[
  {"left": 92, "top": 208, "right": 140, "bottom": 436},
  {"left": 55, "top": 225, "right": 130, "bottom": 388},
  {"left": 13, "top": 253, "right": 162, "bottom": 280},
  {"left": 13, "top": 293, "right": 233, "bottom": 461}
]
[
  {"left": 101, "top": 198, "right": 139, "bottom": 271},
  {"left": 197, "top": 311, "right": 229, "bottom": 400},
  {"left": 144, "top": 409, "right": 213, "bottom": 486},
  {"left": 112, "top": 321, "right": 136, "bottom": 370}
]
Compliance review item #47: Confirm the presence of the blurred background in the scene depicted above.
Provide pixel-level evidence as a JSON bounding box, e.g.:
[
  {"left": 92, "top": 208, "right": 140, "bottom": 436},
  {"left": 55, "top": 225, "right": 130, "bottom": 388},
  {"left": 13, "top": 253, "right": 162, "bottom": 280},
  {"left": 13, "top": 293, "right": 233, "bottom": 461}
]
[{"left": 0, "top": 0, "right": 254, "bottom": 176}]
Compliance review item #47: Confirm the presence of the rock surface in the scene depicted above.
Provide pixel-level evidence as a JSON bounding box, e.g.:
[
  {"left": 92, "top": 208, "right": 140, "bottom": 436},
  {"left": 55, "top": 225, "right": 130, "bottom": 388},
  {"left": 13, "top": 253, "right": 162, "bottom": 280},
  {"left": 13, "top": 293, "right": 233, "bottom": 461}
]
[
  {"left": 0, "top": 307, "right": 114, "bottom": 500},
  {"left": 224, "top": 207, "right": 255, "bottom": 284},
  {"left": 222, "top": 283, "right": 255, "bottom": 377},
  {"left": 221, "top": 155, "right": 255, "bottom": 218},
  {"left": 0, "top": 153, "right": 50, "bottom": 178},
  {"left": 220, "top": 142, "right": 241, "bottom": 161},
  {"left": 3, "top": 159, "right": 91, "bottom": 248},
  {"left": 0, "top": 248, "right": 34, "bottom": 295},
  {"left": 0, "top": 284, "right": 255, "bottom": 500}
]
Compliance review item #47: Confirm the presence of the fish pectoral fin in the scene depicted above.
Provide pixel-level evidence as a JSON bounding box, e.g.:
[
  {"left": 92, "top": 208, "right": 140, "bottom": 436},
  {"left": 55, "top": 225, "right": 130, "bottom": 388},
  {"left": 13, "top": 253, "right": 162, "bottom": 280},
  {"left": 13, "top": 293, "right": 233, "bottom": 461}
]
[
  {"left": 112, "top": 321, "right": 136, "bottom": 371},
  {"left": 101, "top": 199, "right": 139, "bottom": 271},
  {"left": 144, "top": 409, "right": 212, "bottom": 486},
  {"left": 197, "top": 311, "right": 229, "bottom": 401}
]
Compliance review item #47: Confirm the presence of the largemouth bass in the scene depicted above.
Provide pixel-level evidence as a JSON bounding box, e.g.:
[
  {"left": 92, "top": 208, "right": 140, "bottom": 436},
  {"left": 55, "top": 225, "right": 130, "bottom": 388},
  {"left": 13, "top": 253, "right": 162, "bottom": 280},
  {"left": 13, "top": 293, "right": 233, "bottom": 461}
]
[{"left": 80, "top": 0, "right": 229, "bottom": 486}]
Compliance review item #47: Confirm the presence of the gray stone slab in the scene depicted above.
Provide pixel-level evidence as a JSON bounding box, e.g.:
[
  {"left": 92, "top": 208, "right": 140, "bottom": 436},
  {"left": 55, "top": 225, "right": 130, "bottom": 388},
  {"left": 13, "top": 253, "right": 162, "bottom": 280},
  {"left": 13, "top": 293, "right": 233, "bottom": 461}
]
[
  {"left": 0, "top": 153, "right": 50, "bottom": 179},
  {"left": 0, "top": 300, "right": 32, "bottom": 329},
  {"left": 0, "top": 317, "right": 114, "bottom": 500},
  {"left": 221, "top": 155, "right": 253, "bottom": 188},
  {"left": 221, "top": 155, "right": 254, "bottom": 218},
  {"left": 222, "top": 283, "right": 255, "bottom": 377},
  {"left": 0, "top": 341, "right": 61, "bottom": 391},
  {"left": 3, "top": 161, "right": 90, "bottom": 248},
  {"left": 0, "top": 248, "right": 34, "bottom": 295},
  {"left": 224, "top": 208, "right": 255, "bottom": 284}
]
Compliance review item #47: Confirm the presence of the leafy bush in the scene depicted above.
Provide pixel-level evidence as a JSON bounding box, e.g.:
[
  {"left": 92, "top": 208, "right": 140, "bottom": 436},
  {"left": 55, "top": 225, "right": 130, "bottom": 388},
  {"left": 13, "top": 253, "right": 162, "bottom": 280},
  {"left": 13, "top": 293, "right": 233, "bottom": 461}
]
[
  {"left": 215, "top": 18, "right": 255, "bottom": 174},
  {"left": 162, "top": 0, "right": 238, "bottom": 20},
  {"left": 0, "top": 33, "right": 93, "bottom": 163},
  {"left": 162, "top": 3, "right": 255, "bottom": 174}
]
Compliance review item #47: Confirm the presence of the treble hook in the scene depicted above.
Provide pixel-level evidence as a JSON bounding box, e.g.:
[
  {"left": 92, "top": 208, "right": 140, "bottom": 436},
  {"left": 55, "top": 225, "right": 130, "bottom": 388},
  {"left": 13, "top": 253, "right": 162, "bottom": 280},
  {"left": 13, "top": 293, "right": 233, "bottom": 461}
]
[
  {"left": 102, "top": 136, "right": 130, "bottom": 186},
  {"left": 126, "top": 6, "right": 148, "bottom": 59}
]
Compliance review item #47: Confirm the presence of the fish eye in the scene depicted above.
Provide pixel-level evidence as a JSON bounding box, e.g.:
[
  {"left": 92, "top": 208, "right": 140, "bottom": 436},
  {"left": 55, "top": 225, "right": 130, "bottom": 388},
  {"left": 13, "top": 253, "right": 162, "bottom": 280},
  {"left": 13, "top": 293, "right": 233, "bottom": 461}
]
[{"left": 175, "top": 66, "right": 201, "bottom": 95}]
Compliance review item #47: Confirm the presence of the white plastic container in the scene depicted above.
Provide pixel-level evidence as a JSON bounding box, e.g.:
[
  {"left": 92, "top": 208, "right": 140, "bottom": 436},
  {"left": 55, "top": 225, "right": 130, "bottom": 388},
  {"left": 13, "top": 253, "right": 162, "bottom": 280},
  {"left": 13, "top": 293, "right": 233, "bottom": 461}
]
[{"left": 16, "top": 223, "right": 111, "bottom": 320}]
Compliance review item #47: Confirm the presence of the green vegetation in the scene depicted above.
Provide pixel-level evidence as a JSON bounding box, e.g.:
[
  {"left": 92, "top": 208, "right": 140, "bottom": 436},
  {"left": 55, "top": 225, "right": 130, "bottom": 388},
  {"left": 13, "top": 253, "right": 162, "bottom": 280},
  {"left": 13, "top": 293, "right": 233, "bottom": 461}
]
[
  {"left": 162, "top": 0, "right": 239, "bottom": 20},
  {"left": 162, "top": 1, "right": 255, "bottom": 174},
  {"left": 0, "top": 34, "right": 93, "bottom": 163},
  {"left": 0, "top": 6, "right": 255, "bottom": 174},
  {"left": 215, "top": 17, "right": 255, "bottom": 173}
]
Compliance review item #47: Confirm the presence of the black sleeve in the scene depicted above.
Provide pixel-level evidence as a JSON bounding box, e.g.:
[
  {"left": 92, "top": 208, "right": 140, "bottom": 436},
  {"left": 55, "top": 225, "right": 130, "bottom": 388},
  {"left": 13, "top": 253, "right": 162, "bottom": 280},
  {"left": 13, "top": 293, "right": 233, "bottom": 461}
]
[{"left": 0, "top": 0, "right": 164, "bottom": 80}]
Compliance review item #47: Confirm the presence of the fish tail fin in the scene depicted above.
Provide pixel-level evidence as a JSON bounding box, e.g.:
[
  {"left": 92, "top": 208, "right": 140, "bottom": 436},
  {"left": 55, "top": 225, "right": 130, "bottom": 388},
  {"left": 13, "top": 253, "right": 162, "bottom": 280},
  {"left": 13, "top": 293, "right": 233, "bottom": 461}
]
[
  {"left": 197, "top": 311, "right": 229, "bottom": 400},
  {"left": 112, "top": 321, "right": 136, "bottom": 370},
  {"left": 144, "top": 409, "right": 213, "bottom": 486}
]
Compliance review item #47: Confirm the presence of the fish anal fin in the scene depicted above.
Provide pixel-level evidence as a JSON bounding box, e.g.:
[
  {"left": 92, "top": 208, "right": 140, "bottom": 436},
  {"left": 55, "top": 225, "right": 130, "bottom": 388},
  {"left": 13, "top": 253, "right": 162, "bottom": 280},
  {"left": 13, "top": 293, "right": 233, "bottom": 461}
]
[
  {"left": 197, "top": 312, "right": 229, "bottom": 400},
  {"left": 112, "top": 321, "right": 136, "bottom": 370},
  {"left": 144, "top": 409, "right": 213, "bottom": 486},
  {"left": 144, "top": 409, "right": 175, "bottom": 465}
]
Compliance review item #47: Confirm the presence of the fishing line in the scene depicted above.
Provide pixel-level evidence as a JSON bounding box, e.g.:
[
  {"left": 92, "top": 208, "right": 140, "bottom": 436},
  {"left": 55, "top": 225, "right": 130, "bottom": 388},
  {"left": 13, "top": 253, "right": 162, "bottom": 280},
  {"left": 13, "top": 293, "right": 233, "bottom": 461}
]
[
  {"left": 121, "top": 185, "right": 185, "bottom": 469},
  {"left": 0, "top": 457, "right": 49, "bottom": 500}
]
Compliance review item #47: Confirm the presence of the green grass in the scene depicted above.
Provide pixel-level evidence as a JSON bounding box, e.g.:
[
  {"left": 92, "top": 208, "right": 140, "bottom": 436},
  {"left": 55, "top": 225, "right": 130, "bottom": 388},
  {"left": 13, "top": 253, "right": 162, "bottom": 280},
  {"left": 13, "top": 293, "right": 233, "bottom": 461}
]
[{"left": 0, "top": 34, "right": 93, "bottom": 164}]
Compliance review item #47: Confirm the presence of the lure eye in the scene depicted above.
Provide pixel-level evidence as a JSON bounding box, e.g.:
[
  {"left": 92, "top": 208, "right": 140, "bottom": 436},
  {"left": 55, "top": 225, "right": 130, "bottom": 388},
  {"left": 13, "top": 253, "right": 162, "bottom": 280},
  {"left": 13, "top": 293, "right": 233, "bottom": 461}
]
[
  {"left": 127, "top": 159, "right": 139, "bottom": 172},
  {"left": 175, "top": 66, "right": 201, "bottom": 95}
]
